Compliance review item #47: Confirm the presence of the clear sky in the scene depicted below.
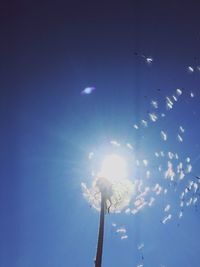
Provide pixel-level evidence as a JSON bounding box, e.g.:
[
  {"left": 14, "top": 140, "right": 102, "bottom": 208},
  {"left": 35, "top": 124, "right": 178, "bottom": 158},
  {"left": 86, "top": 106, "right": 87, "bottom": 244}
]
[{"left": 1, "top": 1, "right": 200, "bottom": 267}]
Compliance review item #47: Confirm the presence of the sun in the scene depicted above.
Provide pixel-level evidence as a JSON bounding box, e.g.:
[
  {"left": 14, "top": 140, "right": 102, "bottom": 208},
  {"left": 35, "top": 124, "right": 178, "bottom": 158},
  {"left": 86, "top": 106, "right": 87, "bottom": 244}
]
[{"left": 98, "top": 154, "right": 127, "bottom": 182}]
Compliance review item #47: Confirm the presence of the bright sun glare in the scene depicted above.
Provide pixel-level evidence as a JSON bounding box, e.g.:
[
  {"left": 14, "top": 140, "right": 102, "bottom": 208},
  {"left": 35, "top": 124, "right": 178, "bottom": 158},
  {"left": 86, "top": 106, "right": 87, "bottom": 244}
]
[{"left": 99, "top": 154, "right": 127, "bottom": 182}]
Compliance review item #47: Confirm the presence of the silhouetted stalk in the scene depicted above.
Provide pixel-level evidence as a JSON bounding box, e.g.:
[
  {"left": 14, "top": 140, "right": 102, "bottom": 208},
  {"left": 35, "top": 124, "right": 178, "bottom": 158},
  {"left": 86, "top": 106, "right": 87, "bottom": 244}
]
[{"left": 95, "top": 194, "right": 105, "bottom": 267}]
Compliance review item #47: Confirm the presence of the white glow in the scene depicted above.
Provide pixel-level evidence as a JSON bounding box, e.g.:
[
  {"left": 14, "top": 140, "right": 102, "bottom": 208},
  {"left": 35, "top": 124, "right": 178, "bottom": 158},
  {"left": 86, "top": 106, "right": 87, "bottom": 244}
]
[{"left": 99, "top": 154, "right": 127, "bottom": 182}]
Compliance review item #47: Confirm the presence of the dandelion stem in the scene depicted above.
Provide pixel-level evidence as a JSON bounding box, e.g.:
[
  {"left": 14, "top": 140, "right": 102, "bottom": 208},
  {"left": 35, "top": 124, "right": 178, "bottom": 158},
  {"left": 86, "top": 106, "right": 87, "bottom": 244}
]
[{"left": 95, "top": 194, "right": 105, "bottom": 267}]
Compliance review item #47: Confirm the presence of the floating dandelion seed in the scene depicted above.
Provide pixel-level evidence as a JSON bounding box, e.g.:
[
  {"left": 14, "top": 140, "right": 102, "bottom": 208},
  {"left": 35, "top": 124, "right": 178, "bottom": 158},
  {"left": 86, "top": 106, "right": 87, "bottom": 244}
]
[
  {"left": 179, "top": 171, "right": 185, "bottom": 180},
  {"left": 110, "top": 140, "right": 120, "bottom": 147},
  {"left": 141, "top": 120, "right": 148, "bottom": 127},
  {"left": 146, "top": 170, "right": 151, "bottom": 178},
  {"left": 81, "top": 86, "right": 96, "bottom": 95},
  {"left": 177, "top": 134, "right": 183, "bottom": 142},
  {"left": 172, "top": 95, "right": 178, "bottom": 101},
  {"left": 190, "top": 92, "right": 195, "bottom": 98},
  {"left": 88, "top": 152, "right": 94, "bottom": 160},
  {"left": 168, "top": 152, "right": 174, "bottom": 160},
  {"left": 121, "top": 235, "right": 128, "bottom": 240},
  {"left": 166, "top": 97, "right": 173, "bottom": 110},
  {"left": 178, "top": 211, "right": 183, "bottom": 218},
  {"left": 158, "top": 165, "right": 162, "bottom": 172},
  {"left": 143, "top": 159, "right": 148, "bottom": 166},
  {"left": 137, "top": 187, "right": 149, "bottom": 199},
  {"left": 161, "top": 214, "right": 172, "bottom": 224},
  {"left": 179, "top": 126, "right": 185, "bottom": 133},
  {"left": 193, "top": 197, "right": 198, "bottom": 205},
  {"left": 137, "top": 243, "right": 144, "bottom": 250},
  {"left": 149, "top": 113, "right": 158, "bottom": 122},
  {"left": 135, "top": 53, "right": 153, "bottom": 65},
  {"left": 193, "top": 183, "right": 198, "bottom": 193},
  {"left": 188, "top": 66, "right": 194, "bottom": 73},
  {"left": 161, "top": 131, "right": 168, "bottom": 141},
  {"left": 146, "top": 57, "right": 153, "bottom": 64},
  {"left": 156, "top": 185, "right": 162, "bottom": 195},
  {"left": 151, "top": 100, "right": 158, "bottom": 109},
  {"left": 165, "top": 161, "right": 175, "bottom": 180},
  {"left": 126, "top": 143, "right": 133, "bottom": 150},
  {"left": 160, "top": 151, "right": 165, "bottom": 157},
  {"left": 148, "top": 197, "right": 155, "bottom": 206},
  {"left": 164, "top": 189, "right": 168, "bottom": 194},
  {"left": 176, "top": 88, "right": 182, "bottom": 96},
  {"left": 186, "top": 157, "right": 190, "bottom": 163},
  {"left": 164, "top": 204, "right": 171, "bottom": 212},
  {"left": 177, "top": 162, "right": 183, "bottom": 172},
  {"left": 133, "top": 124, "right": 139, "bottom": 129},
  {"left": 186, "top": 164, "right": 192, "bottom": 173},
  {"left": 136, "top": 160, "right": 140, "bottom": 166},
  {"left": 116, "top": 227, "right": 126, "bottom": 233},
  {"left": 186, "top": 198, "right": 193, "bottom": 206},
  {"left": 125, "top": 208, "right": 131, "bottom": 214}
]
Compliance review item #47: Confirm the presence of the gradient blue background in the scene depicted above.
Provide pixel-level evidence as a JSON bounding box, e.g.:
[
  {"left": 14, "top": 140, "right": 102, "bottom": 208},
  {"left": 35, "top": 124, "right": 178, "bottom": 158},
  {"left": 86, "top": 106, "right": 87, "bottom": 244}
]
[{"left": 1, "top": 1, "right": 200, "bottom": 266}]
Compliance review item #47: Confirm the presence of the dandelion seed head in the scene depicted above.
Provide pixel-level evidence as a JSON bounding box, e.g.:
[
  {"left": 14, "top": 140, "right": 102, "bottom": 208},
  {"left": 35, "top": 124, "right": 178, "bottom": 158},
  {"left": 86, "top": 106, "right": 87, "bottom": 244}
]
[{"left": 82, "top": 176, "right": 134, "bottom": 213}]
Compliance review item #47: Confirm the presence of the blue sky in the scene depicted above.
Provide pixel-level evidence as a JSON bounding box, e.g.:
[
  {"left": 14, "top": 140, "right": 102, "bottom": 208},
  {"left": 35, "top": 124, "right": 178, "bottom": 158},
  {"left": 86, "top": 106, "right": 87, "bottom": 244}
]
[{"left": 1, "top": 1, "right": 200, "bottom": 267}]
